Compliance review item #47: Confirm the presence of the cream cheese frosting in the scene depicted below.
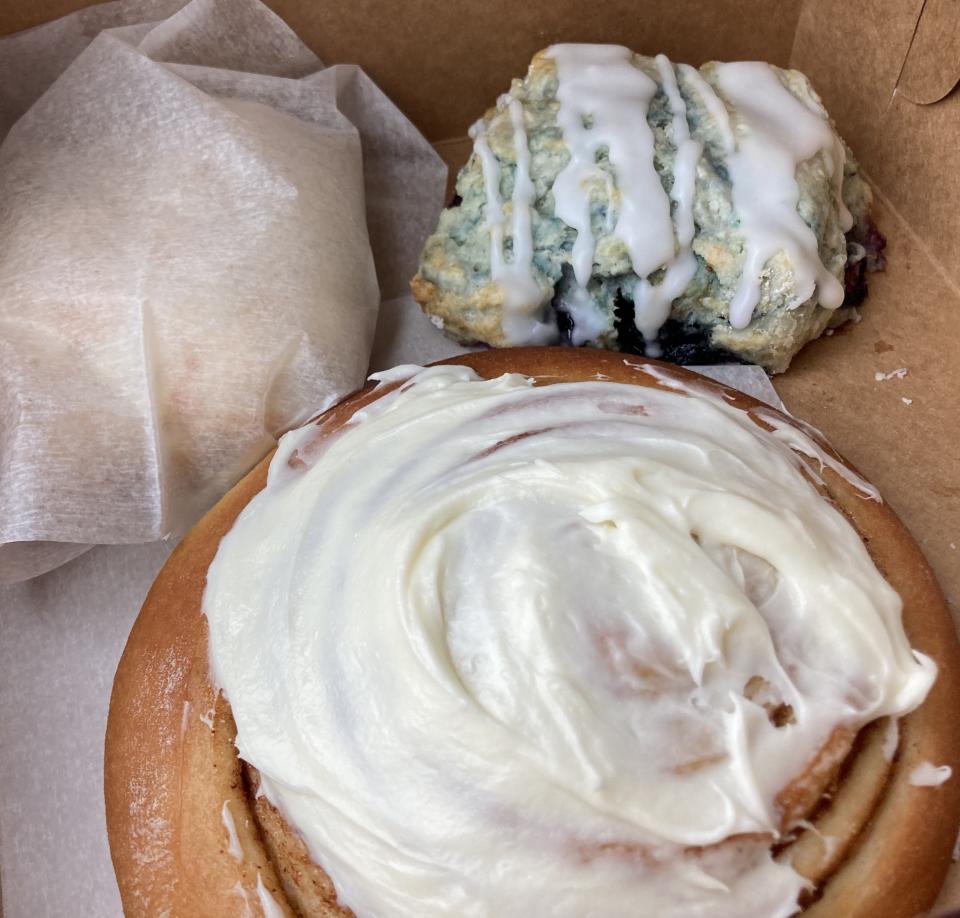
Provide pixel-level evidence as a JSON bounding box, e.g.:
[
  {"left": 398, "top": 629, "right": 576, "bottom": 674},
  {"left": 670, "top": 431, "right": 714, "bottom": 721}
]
[{"left": 204, "top": 365, "right": 935, "bottom": 918}]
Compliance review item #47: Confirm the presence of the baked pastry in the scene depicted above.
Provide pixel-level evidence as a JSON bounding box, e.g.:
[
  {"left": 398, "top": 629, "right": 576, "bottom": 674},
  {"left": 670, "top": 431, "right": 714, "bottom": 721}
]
[
  {"left": 105, "top": 348, "right": 960, "bottom": 917},
  {"left": 411, "top": 45, "right": 884, "bottom": 372}
]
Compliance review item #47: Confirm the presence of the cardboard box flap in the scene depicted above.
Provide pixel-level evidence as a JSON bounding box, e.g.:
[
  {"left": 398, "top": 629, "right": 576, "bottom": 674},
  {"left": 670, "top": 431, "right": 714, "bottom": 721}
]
[{"left": 897, "top": 0, "right": 960, "bottom": 105}]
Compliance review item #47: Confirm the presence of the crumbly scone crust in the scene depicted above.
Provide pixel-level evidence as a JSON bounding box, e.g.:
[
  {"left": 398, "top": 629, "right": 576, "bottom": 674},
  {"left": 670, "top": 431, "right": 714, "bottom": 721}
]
[
  {"left": 106, "top": 348, "right": 960, "bottom": 917},
  {"left": 411, "top": 51, "right": 874, "bottom": 372}
]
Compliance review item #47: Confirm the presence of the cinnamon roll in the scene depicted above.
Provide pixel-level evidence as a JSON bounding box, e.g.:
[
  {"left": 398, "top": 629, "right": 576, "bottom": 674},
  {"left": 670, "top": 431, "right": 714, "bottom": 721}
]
[{"left": 105, "top": 348, "right": 960, "bottom": 917}]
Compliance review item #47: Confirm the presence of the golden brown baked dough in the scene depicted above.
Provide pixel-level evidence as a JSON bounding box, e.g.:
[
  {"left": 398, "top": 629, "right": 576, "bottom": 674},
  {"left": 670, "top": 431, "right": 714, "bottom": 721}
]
[{"left": 105, "top": 347, "right": 960, "bottom": 917}]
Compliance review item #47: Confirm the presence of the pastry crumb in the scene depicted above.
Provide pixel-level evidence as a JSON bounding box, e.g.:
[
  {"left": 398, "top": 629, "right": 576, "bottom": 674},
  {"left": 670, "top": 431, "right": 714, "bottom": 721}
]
[{"left": 874, "top": 367, "right": 908, "bottom": 381}]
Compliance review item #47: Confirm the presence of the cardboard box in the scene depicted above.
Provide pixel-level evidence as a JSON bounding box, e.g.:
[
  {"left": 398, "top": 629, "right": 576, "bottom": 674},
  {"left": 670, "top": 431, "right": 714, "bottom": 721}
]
[{"left": 1, "top": 0, "right": 958, "bottom": 912}]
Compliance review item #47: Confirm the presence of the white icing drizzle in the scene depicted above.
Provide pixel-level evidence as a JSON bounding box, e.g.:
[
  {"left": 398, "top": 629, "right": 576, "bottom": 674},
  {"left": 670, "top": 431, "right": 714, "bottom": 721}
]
[
  {"left": 678, "top": 64, "right": 736, "bottom": 154},
  {"left": 601, "top": 169, "right": 617, "bottom": 232},
  {"left": 255, "top": 874, "right": 285, "bottom": 918},
  {"left": 832, "top": 136, "right": 852, "bottom": 229},
  {"left": 632, "top": 55, "right": 702, "bottom": 356},
  {"left": 655, "top": 56, "right": 698, "bottom": 263},
  {"left": 206, "top": 366, "right": 935, "bottom": 918},
  {"left": 368, "top": 363, "right": 429, "bottom": 387},
  {"left": 641, "top": 365, "right": 880, "bottom": 503},
  {"left": 752, "top": 407, "right": 881, "bottom": 502},
  {"left": 909, "top": 762, "right": 953, "bottom": 787},
  {"left": 559, "top": 284, "right": 610, "bottom": 346},
  {"left": 791, "top": 89, "right": 852, "bottom": 232},
  {"left": 472, "top": 124, "right": 503, "bottom": 226},
  {"left": 221, "top": 800, "right": 243, "bottom": 862},
  {"left": 882, "top": 718, "right": 899, "bottom": 762},
  {"left": 712, "top": 62, "right": 849, "bottom": 329},
  {"left": 470, "top": 99, "right": 551, "bottom": 344},
  {"left": 548, "top": 43, "right": 674, "bottom": 331}
]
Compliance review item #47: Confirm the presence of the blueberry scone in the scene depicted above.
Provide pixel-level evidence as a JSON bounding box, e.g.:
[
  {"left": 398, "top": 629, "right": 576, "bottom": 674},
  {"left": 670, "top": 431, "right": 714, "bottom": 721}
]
[{"left": 411, "top": 45, "right": 884, "bottom": 372}]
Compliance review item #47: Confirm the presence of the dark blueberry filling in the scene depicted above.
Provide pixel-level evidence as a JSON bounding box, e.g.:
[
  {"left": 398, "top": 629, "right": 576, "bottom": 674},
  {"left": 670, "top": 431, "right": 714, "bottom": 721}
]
[
  {"left": 860, "top": 217, "right": 887, "bottom": 273},
  {"left": 613, "top": 291, "right": 647, "bottom": 354},
  {"left": 438, "top": 193, "right": 884, "bottom": 354},
  {"left": 549, "top": 282, "right": 576, "bottom": 345},
  {"left": 554, "top": 303, "right": 575, "bottom": 346},
  {"left": 547, "top": 216, "right": 887, "bottom": 360},
  {"left": 843, "top": 216, "right": 887, "bottom": 307},
  {"left": 656, "top": 320, "right": 749, "bottom": 365},
  {"left": 843, "top": 255, "right": 869, "bottom": 307},
  {"left": 614, "top": 292, "right": 746, "bottom": 365}
]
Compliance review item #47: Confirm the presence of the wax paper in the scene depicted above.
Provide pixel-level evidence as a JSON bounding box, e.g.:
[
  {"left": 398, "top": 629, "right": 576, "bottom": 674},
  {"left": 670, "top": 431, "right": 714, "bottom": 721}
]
[{"left": 0, "top": 0, "right": 446, "bottom": 582}]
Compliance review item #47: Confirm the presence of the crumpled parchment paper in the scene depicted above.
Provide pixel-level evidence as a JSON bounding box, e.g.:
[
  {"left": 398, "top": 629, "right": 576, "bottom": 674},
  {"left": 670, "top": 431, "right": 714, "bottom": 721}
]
[{"left": 0, "top": 0, "right": 446, "bottom": 582}]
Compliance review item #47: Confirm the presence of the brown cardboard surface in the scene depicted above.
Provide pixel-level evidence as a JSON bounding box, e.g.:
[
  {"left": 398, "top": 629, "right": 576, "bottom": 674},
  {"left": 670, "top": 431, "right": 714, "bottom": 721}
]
[
  {"left": 247, "top": 0, "right": 802, "bottom": 140},
  {"left": 791, "top": 0, "right": 960, "bottom": 289},
  {"left": 2, "top": 0, "right": 960, "bottom": 911},
  {"left": 0, "top": 0, "right": 101, "bottom": 34},
  {"left": 774, "top": 193, "right": 960, "bottom": 615}
]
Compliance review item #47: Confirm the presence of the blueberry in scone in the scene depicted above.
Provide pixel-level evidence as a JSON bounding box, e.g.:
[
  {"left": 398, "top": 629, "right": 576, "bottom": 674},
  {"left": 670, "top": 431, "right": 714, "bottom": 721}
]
[{"left": 411, "top": 44, "right": 883, "bottom": 373}]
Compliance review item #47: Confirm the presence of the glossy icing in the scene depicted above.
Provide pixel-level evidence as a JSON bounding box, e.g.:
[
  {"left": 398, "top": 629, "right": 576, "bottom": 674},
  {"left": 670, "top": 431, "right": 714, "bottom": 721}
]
[{"left": 205, "top": 366, "right": 934, "bottom": 918}]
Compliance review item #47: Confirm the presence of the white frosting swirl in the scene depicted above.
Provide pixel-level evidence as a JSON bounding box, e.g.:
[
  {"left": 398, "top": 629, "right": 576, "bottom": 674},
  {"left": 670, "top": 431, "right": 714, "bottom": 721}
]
[{"left": 205, "top": 365, "right": 935, "bottom": 918}]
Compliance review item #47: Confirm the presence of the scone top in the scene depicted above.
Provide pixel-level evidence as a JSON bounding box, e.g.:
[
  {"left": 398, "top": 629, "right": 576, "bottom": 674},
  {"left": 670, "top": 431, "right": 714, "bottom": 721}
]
[{"left": 412, "top": 44, "right": 875, "bottom": 372}]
